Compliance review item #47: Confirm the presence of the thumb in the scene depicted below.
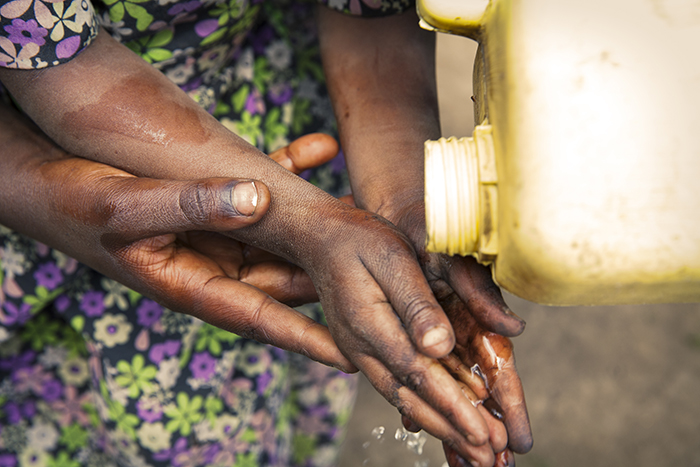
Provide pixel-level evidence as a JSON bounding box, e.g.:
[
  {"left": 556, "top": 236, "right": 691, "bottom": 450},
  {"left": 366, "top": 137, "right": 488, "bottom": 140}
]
[{"left": 97, "top": 176, "right": 271, "bottom": 241}]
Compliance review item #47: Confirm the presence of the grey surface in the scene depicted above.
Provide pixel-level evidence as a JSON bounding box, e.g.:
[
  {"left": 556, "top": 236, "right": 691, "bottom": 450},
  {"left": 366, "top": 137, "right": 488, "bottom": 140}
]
[{"left": 338, "top": 33, "right": 700, "bottom": 467}]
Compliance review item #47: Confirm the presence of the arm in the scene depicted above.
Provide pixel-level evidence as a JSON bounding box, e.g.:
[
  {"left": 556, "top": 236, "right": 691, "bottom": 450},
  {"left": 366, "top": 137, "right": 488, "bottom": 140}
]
[
  {"left": 0, "top": 28, "right": 494, "bottom": 455},
  {"left": 317, "top": 6, "right": 533, "bottom": 459},
  {"left": 0, "top": 98, "right": 351, "bottom": 367}
]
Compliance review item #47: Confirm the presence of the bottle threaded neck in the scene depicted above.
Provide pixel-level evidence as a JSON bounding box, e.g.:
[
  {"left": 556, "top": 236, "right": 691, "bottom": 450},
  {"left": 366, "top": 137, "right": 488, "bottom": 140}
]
[{"left": 425, "top": 125, "right": 498, "bottom": 259}]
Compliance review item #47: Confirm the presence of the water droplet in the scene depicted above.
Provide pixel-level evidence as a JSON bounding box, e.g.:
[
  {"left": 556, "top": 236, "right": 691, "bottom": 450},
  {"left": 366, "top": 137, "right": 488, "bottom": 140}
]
[
  {"left": 371, "top": 426, "right": 386, "bottom": 440},
  {"left": 394, "top": 427, "right": 427, "bottom": 455},
  {"left": 362, "top": 441, "right": 371, "bottom": 449}
]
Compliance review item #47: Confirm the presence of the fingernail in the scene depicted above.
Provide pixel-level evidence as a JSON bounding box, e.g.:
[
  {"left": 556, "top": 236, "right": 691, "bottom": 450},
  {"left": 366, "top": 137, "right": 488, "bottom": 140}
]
[
  {"left": 456, "top": 456, "right": 472, "bottom": 467},
  {"left": 231, "top": 181, "right": 258, "bottom": 216},
  {"left": 422, "top": 326, "right": 450, "bottom": 350},
  {"left": 483, "top": 397, "right": 504, "bottom": 421},
  {"left": 503, "top": 306, "right": 526, "bottom": 325}
]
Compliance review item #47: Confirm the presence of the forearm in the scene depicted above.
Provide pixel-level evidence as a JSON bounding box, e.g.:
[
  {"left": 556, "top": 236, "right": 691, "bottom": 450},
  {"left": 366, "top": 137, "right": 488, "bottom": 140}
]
[
  {"left": 318, "top": 7, "right": 441, "bottom": 222},
  {"left": 0, "top": 31, "right": 345, "bottom": 269}
]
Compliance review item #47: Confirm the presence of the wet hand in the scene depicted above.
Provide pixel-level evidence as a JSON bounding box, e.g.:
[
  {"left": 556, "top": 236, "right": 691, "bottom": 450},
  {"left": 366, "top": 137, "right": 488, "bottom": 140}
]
[{"left": 374, "top": 203, "right": 532, "bottom": 461}]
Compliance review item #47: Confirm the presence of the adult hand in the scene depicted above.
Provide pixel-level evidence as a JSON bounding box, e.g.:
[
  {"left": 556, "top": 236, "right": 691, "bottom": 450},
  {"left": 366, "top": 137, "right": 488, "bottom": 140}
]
[
  {"left": 0, "top": 103, "right": 352, "bottom": 371},
  {"left": 1, "top": 29, "right": 500, "bottom": 463}
]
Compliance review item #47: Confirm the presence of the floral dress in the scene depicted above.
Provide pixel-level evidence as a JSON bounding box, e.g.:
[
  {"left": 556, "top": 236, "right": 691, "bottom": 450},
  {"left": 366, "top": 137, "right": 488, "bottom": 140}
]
[{"left": 0, "top": 0, "right": 413, "bottom": 465}]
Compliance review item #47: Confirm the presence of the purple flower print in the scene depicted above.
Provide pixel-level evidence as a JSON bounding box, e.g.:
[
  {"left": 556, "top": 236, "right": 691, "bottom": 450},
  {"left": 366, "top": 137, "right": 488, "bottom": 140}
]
[
  {"left": 245, "top": 88, "right": 265, "bottom": 115},
  {"left": 203, "top": 445, "right": 220, "bottom": 464},
  {"left": 174, "top": 445, "right": 206, "bottom": 467},
  {"left": 3, "top": 402, "right": 21, "bottom": 424},
  {"left": 33, "top": 262, "right": 63, "bottom": 290},
  {"left": 137, "top": 398, "right": 163, "bottom": 423},
  {"left": 80, "top": 291, "right": 105, "bottom": 317},
  {"left": 268, "top": 83, "right": 292, "bottom": 105},
  {"left": 56, "top": 36, "right": 81, "bottom": 60},
  {"left": 22, "top": 400, "right": 36, "bottom": 420},
  {"left": 54, "top": 294, "right": 70, "bottom": 313},
  {"left": 168, "top": 0, "right": 201, "bottom": 15},
  {"left": 194, "top": 19, "right": 218, "bottom": 38},
  {"left": 330, "top": 148, "right": 347, "bottom": 173},
  {"left": 0, "top": 454, "right": 16, "bottom": 467},
  {"left": 149, "top": 340, "right": 181, "bottom": 364},
  {"left": 0, "top": 350, "right": 35, "bottom": 371},
  {"left": 41, "top": 379, "right": 63, "bottom": 402},
  {"left": 4, "top": 19, "right": 48, "bottom": 47},
  {"left": 256, "top": 371, "right": 271, "bottom": 395},
  {"left": 1, "top": 301, "right": 31, "bottom": 326},
  {"left": 154, "top": 437, "right": 188, "bottom": 462},
  {"left": 2, "top": 401, "right": 35, "bottom": 425},
  {"left": 137, "top": 299, "right": 163, "bottom": 327},
  {"left": 189, "top": 352, "right": 216, "bottom": 380},
  {"left": 179, "top": 76, "right": 202, "bottom": 93}
]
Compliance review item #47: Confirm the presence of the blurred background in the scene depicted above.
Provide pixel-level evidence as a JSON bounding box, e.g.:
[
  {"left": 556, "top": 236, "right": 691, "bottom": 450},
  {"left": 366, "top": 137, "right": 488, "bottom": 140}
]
[{"left": 338, "top": 33, "right": 700, "bottom": 467}]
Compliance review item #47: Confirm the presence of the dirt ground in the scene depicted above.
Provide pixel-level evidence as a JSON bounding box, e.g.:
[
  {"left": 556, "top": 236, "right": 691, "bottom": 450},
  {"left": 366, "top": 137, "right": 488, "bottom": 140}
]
[{"left": 338, "top": 33, "right": 700, "bottom": 467}]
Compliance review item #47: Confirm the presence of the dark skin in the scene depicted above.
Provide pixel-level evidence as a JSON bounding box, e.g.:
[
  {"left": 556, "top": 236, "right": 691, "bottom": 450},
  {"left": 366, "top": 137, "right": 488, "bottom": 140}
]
[
  {"left": 0, "top": 101, "right": 350, "bottom": 367},
  {"left": 0, "top": 8, "right": 532, "bottom": 465},
  {"left": 318, "top": 7, "right": 533, "bottom": 463}
]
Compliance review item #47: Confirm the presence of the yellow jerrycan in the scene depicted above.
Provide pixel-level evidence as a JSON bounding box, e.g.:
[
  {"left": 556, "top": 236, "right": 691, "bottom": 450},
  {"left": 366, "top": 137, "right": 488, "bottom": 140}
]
[{"left": 419, "top": 0, "right": 700, "bottom": 305}]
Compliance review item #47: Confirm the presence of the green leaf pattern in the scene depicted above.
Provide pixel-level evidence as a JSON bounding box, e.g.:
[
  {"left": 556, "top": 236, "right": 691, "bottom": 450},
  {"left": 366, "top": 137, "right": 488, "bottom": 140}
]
[{"left": 0, "top": 0, "right": 413, "bottom": 463}]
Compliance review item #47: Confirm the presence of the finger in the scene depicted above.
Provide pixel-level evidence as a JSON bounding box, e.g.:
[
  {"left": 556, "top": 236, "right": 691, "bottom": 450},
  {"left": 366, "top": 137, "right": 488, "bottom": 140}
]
[
  {"left": 193, "top": 278, "right": 355, "bottom": 372},
  {"left": 349, "top": 315, "right": 489, "bottom": 446},
  {"left": 442, "top": 442, "right": 474, "bottom": 467},
  {"left": 338, "top": 194, "right": 355, "bottom": 206},
  {"left": 129, "top": 244, "right": 356, "bottom": 372},
  {"left": 179, "top": 232, "right": 320, "bottom": 306},
  {"left": 444, "top": 255, "right": 526, "bottom": 337},
  {"left": 268, "top": 133, "right": 339, "bottom": 174},
  {"left": 96, "top": 176, "right": 271, "bottom": 243},
  {"left": 477, "top": 403, "right": 508, "bottom": 454},
  {"left": 239, "top": 261, "right": 319, "bottom": 306},
  {"left": 358, "top": 356, "right": 494, "bottom": 467},
  {"left": 494, "top": 449, "right": 515, "bottom": 467},
  {"left": 440, "top": 352, "right": 489, "bottom": 401},
  {"left": 401, "top": 415, "right": 422, "bottom": 433},
  {"left": 362, "top": 238, "right": 456, "bottom": 358},
  {"left": 469, "top": 332, "right": 533, "bottom": 454},
  {"left": 452, "top": 379, "right": 507, "bottom": 454}
]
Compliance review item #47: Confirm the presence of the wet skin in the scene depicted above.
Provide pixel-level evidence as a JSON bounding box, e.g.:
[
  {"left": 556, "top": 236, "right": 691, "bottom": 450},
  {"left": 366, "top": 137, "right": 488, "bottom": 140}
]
[
  {"left": 319, "top": 7, "right": 533, "bottom": 465},
  {"left": 0, "top": 8, "right": 533, "bottom": 466}
]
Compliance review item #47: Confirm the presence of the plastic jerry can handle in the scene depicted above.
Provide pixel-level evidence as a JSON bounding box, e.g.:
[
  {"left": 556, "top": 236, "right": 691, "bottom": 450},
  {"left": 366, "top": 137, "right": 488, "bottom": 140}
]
[{"left": 417, "top": 0, "right": 489, "bottom": 36}]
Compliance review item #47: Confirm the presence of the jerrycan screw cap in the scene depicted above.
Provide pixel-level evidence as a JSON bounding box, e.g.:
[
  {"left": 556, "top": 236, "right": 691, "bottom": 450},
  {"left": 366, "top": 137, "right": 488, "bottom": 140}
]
[{"left": 425, "top": 124, "right": 498, "bottom": 260}]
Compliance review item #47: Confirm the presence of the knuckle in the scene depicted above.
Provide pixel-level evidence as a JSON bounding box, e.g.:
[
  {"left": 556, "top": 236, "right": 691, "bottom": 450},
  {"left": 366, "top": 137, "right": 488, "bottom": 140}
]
[
  {"left": 395, "top": 398, "right": 415, "bottom": 419},
  {"left": 100, "top": 180, "right": 140, "bottom": 230},
  {"left": 400, "top": 369, "right": 427, "bottom": 393},
  {"left": 179, "top": 181, "right": 218, "bottom": 226},
  {"left": 242, "top": 295, "right": 275, "bottom": 344},
  {"left": 402, "top": 296, "right": 438, "bottom": 329}
]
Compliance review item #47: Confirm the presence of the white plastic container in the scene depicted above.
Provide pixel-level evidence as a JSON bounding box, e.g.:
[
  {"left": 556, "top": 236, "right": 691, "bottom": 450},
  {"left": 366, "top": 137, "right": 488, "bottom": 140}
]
[{"left": 420, "top": 0, "right": 700, "bottom": 305}]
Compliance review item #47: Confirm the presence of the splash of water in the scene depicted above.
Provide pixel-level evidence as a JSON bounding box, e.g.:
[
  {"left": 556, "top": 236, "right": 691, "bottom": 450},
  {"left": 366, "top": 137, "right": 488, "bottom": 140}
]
[{"left": 394, "top": 427, "right": 428, "bottom": 456}]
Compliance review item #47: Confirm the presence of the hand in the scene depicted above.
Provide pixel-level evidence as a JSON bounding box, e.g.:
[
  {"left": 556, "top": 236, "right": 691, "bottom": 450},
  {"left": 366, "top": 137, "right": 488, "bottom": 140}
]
[
  {"left": 387, "top": 203, "right": 533, "bottom": 465},
  {"left": 400, "top": 284, "right": 529, "bottom": 467},
  {"left": 0, "top": 102, "right": 352, "bottom": 371},
  {"left": 435, "top": 291, "right": 529, "bottom": 467}
]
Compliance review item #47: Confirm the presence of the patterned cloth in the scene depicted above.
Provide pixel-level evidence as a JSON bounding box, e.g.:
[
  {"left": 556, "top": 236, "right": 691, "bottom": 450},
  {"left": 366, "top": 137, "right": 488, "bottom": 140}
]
[{"left": 0, "top": 0, "right": 414, "bottom": 465}]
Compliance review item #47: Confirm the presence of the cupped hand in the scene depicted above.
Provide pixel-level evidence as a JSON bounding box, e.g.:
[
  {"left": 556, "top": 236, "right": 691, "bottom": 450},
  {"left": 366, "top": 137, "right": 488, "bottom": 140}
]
[{"left": 376, "top": 202, "right": 533, "bottom": 464}]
